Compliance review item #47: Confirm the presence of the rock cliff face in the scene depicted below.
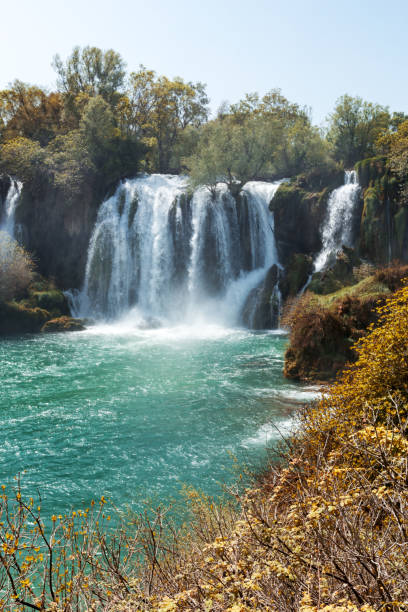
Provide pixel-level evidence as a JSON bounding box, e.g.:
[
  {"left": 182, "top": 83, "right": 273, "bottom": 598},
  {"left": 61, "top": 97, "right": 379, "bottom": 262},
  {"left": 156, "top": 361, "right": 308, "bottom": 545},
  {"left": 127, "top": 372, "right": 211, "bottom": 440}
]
[
  {"left": 5, "top": 161, "right": 408, "bottom": 303},
  {"left": 241, "top": 264, "right": 281, "bottom": 329},
  {"left": 0, "top": 175, "right": 12, "bottom": 207},
  {"left": 270, "top": 182, "right": 340, "bottom": 265},
  {"left": 356, "top": 157, "right": 408, "bottom": 264},
  {"left": 15, "top": 178, "right": 108, "bottom": 289},
  {"left": 271, "top": 163, "right": 408, "bottom": 273}
]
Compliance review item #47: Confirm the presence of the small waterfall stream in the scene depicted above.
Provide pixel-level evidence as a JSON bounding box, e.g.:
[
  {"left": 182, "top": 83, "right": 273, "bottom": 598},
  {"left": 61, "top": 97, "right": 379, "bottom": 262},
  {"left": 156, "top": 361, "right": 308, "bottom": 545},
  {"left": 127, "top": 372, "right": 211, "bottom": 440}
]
[
  {"left": 76, "top": 175, "right": 283, "bottom": 326},
  {"left": 0, "top": 179, "right": 22, "bottom": 237},
  {"left": 314, "top": 170, "right": 360, "bottom": 273}
]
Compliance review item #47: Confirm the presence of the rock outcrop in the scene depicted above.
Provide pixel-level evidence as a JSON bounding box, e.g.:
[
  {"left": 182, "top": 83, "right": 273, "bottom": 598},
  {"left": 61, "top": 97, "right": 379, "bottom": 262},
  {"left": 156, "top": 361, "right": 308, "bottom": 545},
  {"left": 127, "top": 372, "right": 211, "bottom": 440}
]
[
  {"left": 356, "top": 157, "right": 408, "bottom": 263},
  {"left": 241, "top": 264, "right": 281, "bottom": 329},
  {"left": 271, "top": 183, "right": 330, "bottom": 264},
  {"left": 15, "top": 177, "right": 112, "bottom": 290},
  {"left": 0, "top": 302, "right": 50, "bottom": 335},
  {"left": 41, "top": 316, "right": 85, "bottom": 333},
  {"left": 0, "top": 276, "right": 81, "bottom": 336}
]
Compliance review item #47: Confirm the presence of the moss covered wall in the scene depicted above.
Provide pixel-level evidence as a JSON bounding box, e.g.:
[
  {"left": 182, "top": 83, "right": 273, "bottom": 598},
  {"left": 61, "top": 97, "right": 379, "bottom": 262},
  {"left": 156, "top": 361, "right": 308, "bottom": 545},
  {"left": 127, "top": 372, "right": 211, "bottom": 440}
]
[
  {"left": 356, "top": 157, "right": 408, "bottom": 264},
  {"left": 271, "top": 183, "right": 325, "bottom": 263},
  {"left": 271, "top": 170, "right": 344, "bottom": 265},
  {"left": 15, "top": 176, "right": 108, "bottom": 289}
]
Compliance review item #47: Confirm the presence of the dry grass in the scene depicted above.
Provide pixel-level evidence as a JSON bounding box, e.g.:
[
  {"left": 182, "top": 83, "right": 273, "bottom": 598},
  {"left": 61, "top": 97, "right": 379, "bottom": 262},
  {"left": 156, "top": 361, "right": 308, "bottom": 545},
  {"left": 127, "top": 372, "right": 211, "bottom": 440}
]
[{"left": 0, "top": 231, "right": 34, "bottom": 302}]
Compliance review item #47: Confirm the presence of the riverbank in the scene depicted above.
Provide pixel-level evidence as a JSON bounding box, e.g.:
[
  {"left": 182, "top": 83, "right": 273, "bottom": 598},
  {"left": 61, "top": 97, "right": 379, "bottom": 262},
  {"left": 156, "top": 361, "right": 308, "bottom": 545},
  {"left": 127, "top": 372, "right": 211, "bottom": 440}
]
[
  {"left": 113, "top": 284, "right": 408, "bottom": 610},
  {"left": 2, "top": 284, "right": 406, "bottom": 610},
  {"left": 0, "top": 269, "right": 85, "bottom": 335},
  {"left": 0, "top": 324, "right": 308, "bottom": 519},
  {"left": 283, "top": 262, "right": 408, "bottom": 382}
]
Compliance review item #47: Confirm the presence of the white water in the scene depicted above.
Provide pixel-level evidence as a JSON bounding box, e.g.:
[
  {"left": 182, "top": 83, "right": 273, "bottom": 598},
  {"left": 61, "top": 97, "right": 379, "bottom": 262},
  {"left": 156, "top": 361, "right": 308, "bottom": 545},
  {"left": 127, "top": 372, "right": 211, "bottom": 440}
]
[
  {"left": 76, "top": 175, "right": 283, "bottom": 327},
  {"left": 0, "top": 179, "right": 22, "bottom": 237},
  {"left": 314, "top": 171, "right": 360, "bottom": 273}
]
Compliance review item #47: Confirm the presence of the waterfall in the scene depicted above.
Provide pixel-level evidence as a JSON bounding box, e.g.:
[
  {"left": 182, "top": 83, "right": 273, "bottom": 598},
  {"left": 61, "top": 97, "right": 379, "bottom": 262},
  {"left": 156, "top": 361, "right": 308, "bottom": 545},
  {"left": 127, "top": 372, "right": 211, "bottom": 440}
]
[
  {"left": 314, "top": 170, "right": 360, "bottom": 272},
  {"left": 77, "top": 175, "right": 282, "bottom": 326},
  {"left": 0, "top": 179, "right": 22, "bottom": 238}
]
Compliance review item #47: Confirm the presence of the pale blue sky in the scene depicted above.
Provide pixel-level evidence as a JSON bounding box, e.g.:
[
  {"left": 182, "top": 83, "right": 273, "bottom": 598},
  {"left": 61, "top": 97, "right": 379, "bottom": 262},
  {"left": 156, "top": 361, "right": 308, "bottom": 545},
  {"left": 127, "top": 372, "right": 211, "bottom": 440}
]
[{"left": 2, "top": 0, "right": 407, "bottom": 125}]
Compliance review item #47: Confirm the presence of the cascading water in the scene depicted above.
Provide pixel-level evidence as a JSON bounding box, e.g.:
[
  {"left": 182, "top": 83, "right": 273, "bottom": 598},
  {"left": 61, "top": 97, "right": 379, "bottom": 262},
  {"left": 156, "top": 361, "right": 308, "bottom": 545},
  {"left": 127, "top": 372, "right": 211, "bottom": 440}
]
[
  {"left": 77, "top": 175, "right": 283, "bottom": 326},
  {"left": 0, "top": 179, "right": 22, "bottom": 237},
  {"left": 314, "top": 170, "right": 360, "bottom": 273}
]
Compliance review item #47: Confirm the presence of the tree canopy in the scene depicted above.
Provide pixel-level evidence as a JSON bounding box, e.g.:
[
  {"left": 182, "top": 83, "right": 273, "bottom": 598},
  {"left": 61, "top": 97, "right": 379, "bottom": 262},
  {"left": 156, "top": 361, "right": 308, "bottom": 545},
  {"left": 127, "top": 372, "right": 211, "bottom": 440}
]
[
  {"left": 0, "top": 46, "right": 406, "bottom": 202},
  {"left": 379, "top": 119, "right": 408, "bottom": 202},
  {"left": 53, "top": 46, "right": 126, "bottom": 106},
  {"left": 327, "top": 94, "right": 390, "bottom": 166},
  {"left": 120, "top": 66, "right": 209, "bottom": 172},
  {"left": 186, "top": 90, "right": 334, "bottom": 196}
]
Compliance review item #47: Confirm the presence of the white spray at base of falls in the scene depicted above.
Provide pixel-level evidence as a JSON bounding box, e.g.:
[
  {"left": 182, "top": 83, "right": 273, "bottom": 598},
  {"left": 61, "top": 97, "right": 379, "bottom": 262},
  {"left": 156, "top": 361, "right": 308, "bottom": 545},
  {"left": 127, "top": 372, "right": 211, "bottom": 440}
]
[
  {"left": 314, "top": 170, "right": 360, "bottom": 273},
  {"left": 76, "top": 175, "right": 283, "bottom": 326},
  {"left": 0, "top": 179, "right": 22, "bottom": 238}
]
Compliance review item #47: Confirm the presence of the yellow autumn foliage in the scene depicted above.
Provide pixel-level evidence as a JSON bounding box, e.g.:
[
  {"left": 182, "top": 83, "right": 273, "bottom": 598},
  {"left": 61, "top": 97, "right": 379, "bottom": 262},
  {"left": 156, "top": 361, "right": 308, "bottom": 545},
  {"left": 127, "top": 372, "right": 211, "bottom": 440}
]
[
  {"left": 2, "top": 286, "right": 408, "bottom": 610},
  {"left": 138, "top": 286, "right": 408, "bottom": 610}
]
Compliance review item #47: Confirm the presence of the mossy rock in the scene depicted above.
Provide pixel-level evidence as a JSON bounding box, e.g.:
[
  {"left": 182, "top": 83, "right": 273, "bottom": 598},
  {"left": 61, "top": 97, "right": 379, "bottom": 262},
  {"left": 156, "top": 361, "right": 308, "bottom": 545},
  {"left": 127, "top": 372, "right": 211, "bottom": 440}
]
[
  {"left": 280, "top": 253, "right": 313, "bottom": 298},
  {"left": 270, "top": 183, "right": 307, "bottom": 213},
  {"left": 308, "top": 273, "right": 343, "bottom": 295},
  {"left": 295, "top": 165, "right": 344, "bottom": 192},
  {"left": 241, "top": 265, "right": 280, "bottom": 329},
  {"left": 117, "top": 188, "right": 127, "bottom": 217},
  {"left": 284, "top": 308, "right": 352, "bottom": 381},
  {"left": 41, "top": 316, "right": 85, "bottom": 333},
  {"left": 29, "top": 290, "right": 70, "bottom": 317},
  {"left": 360, "top": 187, "right": 388, "bottom": 263},
  {"left": 393, "top": 207, "right": 408, "bottom": 254},
  {"left": 271, "top": 182, "right": 328, "bottom": 261},
  {"left": 284, "top": 271, "right": 392, "bottom": 382},
  {"left": 355, "top": 157, "right": 387, "bottom": 189},
  {"left": 0, "top": 302, "right": 50, "bottom": 335},
  {"left": 28, "top": 278, "right": 54, "bottom": 293},
  {"left": 308, "top": 248, "right": 359, "bottom": 295}
]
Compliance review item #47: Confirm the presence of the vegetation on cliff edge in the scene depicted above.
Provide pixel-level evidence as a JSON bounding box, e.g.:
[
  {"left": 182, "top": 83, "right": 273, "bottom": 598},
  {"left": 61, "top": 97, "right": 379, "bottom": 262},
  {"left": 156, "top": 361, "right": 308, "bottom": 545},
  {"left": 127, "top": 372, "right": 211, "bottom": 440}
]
[{"left": 283, "top": 263, "right": 408, "bottom": 382}]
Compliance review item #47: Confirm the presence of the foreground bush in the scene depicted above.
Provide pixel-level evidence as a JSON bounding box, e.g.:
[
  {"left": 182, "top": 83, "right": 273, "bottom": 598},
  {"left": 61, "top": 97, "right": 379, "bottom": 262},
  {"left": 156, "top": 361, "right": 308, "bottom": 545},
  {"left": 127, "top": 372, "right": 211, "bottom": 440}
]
[
  {"left": 2, "top": 287, "right": 408, "bottom": 610},
  {"left": 0, "top": 232, "right": 34, "bottom": 303}
]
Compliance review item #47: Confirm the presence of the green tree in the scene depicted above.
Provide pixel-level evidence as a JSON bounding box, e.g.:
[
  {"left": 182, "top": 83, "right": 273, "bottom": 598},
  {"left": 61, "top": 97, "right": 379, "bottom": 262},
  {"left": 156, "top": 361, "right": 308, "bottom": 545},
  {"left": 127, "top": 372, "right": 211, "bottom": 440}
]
[
  {"left": 0, "top": 137, "right": 47, "bottom": 185},
  {"left": 275, "top": 120, "right": 334, "bottom": 176},
  {"left": 79, "top": 95, "right": 143, "bottom": 185},
  {"left": 383, "top": 120, "right": 408, "bottom": 202},
  {"left": 186, "top": 90, "right": 330, "bottom": 195},
  {"left": 0, "top": 80, "right": 63, "bottom": 145},
  {"left": 53, "top": 46, "right": 126, "bottom": 106},
  {"left": 79, "top": 96, "right": 117, "bottom": 162},
  {"left": 327, "top": 94, "right": 390, "bottom": 166},
  {"left": 187, "top": 114, "right": 281, "bottom": 197},
  {"left": 46, "top": 131, "right": 94, "bottom": 196},
  {"left": 390, "top": 111, "right": 408, "bottom": 132},
  {"left": 229, "top": 88, "right": 307, "bottom": 126},
  {"left": 121, "top": 67, "right": 209, "bottom": 172}
]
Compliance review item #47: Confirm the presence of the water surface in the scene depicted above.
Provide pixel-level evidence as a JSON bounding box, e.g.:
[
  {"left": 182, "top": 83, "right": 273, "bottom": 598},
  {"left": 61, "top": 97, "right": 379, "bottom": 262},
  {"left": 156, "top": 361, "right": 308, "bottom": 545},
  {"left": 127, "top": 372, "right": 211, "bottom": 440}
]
[{"left": 0, "top": 324, "right": 315, "bottom": 517}]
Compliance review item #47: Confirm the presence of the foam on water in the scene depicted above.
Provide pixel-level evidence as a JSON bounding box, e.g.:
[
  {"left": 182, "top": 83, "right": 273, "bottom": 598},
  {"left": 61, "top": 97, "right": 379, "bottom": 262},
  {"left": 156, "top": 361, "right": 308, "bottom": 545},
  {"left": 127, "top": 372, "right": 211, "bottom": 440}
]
[{"left": 243, "top": 418, "right": 294, "bottom": 447}]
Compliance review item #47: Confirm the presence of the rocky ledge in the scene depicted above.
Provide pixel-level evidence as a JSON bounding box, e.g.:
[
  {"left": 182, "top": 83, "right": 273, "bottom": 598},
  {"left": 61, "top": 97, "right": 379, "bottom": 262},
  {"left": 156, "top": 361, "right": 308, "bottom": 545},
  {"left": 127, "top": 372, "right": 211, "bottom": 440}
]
[{"left": 41, "top": 316, "right": 86, "bottom": 333}]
